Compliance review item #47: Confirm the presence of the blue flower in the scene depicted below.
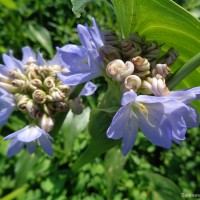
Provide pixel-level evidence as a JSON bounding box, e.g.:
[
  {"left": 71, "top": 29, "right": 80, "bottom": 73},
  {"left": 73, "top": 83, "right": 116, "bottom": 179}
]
[
  {"left": 107, "top": 90, "right": 199, "bottom": 156},
  {"left": 0, "top": 46, "right": 63, "bottom": 123},
  {"left": 0, "top": 88, "right": 15, "bottom": 126},
  {"left": 4, "top": 125, "right": 53, "bottom": 157},
  {"left": 1, "top": 46, "right": 97, "bottom": 157},
  {"left": 57, "top": 18, "right": 104, "bottom": 85}
]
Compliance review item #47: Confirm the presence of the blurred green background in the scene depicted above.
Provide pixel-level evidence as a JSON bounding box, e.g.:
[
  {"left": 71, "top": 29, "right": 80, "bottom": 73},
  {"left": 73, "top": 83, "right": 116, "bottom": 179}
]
[{"left": 0, "top": 0, "right": 200, "bottom": 199}]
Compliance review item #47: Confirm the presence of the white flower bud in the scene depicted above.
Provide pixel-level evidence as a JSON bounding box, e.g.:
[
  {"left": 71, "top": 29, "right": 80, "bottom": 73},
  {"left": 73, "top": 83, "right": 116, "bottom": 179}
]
[
  {"left": 132, "top": 56, "right": 150, "bottom": 71},
  {"left": 52, "top": 65, "right": 62, "bottom": 73},
  {"left": 32, "top": 89, "right": 47, "bottom": 104},
  {"left": 8, "top": 69, "right": 26, "bottom": 80},
  {"left": 0, "top": 82, "right": 18, "bottom": 93},
  {"left": 16, "top": 94, "right": 30, "bottom": 111},
  {"left": 30, "top": 79, "right": 43, "bottom": 88},
  {"left": 140, "top": 80, "right": 153, "bottom": 95},
  {"left": 44, "top": 77, "right": 55, "bottom": 89},
  {"left": 134, "top": 70, "right": 150, "bottom": 77},
  {"left": 152, "top": 63, "right": 171, "bottom": 77},
  {"left": 0, "top": 74, "right": 12, "bottom": 84},
  {"left": 39, "top": 114, "right": 54, "bottom": 132},
  {"left": 26, "top": 99, "right": 42, "bottom": 119},
  {"left": 49, "top": 88, "right": 66, "bottom": 101},
  {"left": 151, "top": 75, "right": 170, "bottom": 96},
  {"left": 12, "top": 79, "right": 25, "bottom": 88},
  {"left": 106, "top": 59, "right": 134, "bottom": 82},
  {"left": 122, "top": 75, "right": 141, "bottom": 93},
  {"left": 27, "top": 70, "right": 40, "bottom": 80},
  {"left": 43, "top": 104, "right": 53, "bottom": 115},
  {"left": 57, "top": 84, "right": 71, "bottom": 95}
]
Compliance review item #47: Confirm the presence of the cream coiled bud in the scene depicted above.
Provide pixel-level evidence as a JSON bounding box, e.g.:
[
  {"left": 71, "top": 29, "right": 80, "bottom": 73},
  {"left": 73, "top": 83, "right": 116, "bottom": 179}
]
[
  {"left": 122, "top": 75, "right": 141, "bottom": 93},
  {"left": 106, "top": 59, "right": 134, "bottom": 82}
]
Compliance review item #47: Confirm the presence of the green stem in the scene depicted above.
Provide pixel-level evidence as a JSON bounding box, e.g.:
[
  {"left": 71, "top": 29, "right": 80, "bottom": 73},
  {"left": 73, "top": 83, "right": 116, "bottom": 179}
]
[
  {"left": 167, "top": 52, "right": 200, "bottom": 90},
  {"left": 99, "top": 76, "right": 122, "bottom": 108},
  {"left": 0, "top": 184, "right": 29, "bottom": 200}
]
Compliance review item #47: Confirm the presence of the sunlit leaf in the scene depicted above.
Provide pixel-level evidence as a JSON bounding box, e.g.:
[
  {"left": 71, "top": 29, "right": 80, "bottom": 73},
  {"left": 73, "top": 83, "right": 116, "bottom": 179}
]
[
  {"left": 59, "top": 108, "right": 90, "bottom": 158},
  {"left": 28, "top": 24, "right": 54, "bottom": 57},
  {"left": 0, "top": 0, "right": 17, "bottom": 10},
  {"left": 111, "top": 0, "right": 200, "bottom": 90},
  {"left": 71, "top": 0, "right": 94, "bottom": 17}
]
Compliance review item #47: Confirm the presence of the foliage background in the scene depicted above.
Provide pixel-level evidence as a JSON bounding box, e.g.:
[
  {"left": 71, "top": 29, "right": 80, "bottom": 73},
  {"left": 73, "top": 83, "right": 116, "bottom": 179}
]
[{"left": 0, "top": 0, "right": 200, "bottom": 199}]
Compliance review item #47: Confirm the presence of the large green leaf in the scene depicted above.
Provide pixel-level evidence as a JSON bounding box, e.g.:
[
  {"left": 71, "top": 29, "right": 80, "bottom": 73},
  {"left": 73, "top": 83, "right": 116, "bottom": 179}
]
[
  {"left": 0, "top": 0, "right": 17, "bottom": 10},
  {"left": 111, "top": 0, "right": 200, "bottom": 89},
  {"left": 27, "top": 24, "right": 54, "bottom": 57},
  {"left": 71, "top": 0, "right": 94, "bottom": 17}
]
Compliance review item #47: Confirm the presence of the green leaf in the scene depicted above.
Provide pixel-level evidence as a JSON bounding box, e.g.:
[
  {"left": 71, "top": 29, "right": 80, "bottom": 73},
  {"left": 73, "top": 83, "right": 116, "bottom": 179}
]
[
  {"left": 72, "top": 109, "right": 121, "bottom": 170},
  {"left": 71, "top": 0, "right": 94, "bottom": 17},
  {"left": 28, "top": 24, "right": 54, "bottom": 57},
  {"left": 111, "top": 0, "right": 200, "bottom": 89},
  {"left": 59, "top": 108, "right": 90, "bottom": 159},
  {"left": 0, "top": 0, "right": 17, "bottom": 10},
  {"left": 104, "top": 147, "right": 128, "bottom": 200},
  {"left": 143, "top": 172, "right": 181, "bottom": 200}
]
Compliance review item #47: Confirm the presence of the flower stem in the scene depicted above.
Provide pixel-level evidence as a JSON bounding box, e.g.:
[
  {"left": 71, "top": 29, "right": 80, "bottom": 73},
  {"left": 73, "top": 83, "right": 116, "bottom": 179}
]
[{"left": 167, "top": 52, "right": 200, "bottom": 90}]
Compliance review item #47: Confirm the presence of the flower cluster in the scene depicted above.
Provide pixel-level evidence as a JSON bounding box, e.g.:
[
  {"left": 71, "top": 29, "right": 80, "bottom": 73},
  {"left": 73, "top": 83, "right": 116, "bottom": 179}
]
[
  {"left": 1, "top": 18, "right": 200, "bottom": 158},
  {"left": 1, "top": 47, "right": 96, "bottom": 157},
  {"left": 57, "top": 18, "right": 200, "bottom": 156}
]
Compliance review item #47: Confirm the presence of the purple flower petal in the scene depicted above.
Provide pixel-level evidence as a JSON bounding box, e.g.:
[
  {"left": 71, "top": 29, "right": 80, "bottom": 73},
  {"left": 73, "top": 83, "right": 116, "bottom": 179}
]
[
  {"left": 7, "top": 138, "right": 24, "bottom": 157},
  {"left": 183, "top": 105, "right": 199, "bottom": 128},
  {"left": 169, "top": 90, "right": 196, "bottom": 103},
  {"left": 57, "top": 19, "right": 104, "bottom": 86},
  {"left": 169, "top": 114, "right": 186, "bottom": 140},
  {"left": 22, "top": 46, "right": 36, "bottom": 64},
  {"left": 79, "top": 81, "right": 97, "bottom": 96},
  {"left": 26, "top": 141, "right": 37, "bottom": 154},
  {"left": 0, "top": 94, "right": 15, "bottom": 126},
  {"left": 90, "top": 18, "right": 104, "bottom": 48},
  {"left": 121, "top": 92, "right": 137, "bottom": 106},
  {"left": 58, "top": 45, "right": 88, "bottom": 72},
  {"left": 139, "top": 112, "right": 172, "bottom": 149},
  {"left": 121, "top": 111, "right": 139, "bottom": 156},
  {"left": 107, "top": 105, "right": 135, "bottom": 139},
  {"left": 17, "top": 125, "right": 43, "bottom": 142},
  {"left": 57, "top": 72, "right": 97, "bottom": 86},
  {"left": 2, "top": 54, "right": 17, "bottom": 71},
  {"left": 38, "top": 134, "right": 53, "bottom": 156},
  {"left": 48, "top": 53, "right": 63, "bottom": 66},
  {"left": 4, "top": 125, "right": 53, "bottom": 157},
  {"left": 37, "top": 50, "right": 47, "bottom": 66}
]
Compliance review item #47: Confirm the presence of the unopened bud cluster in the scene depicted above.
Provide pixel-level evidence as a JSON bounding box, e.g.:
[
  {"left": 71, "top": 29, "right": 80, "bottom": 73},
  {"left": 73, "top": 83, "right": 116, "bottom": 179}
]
[
  {"left": 0, "top": 57, "right": 83, "bottom": 132},
  {"left": 101, "top": 31, "right": 177, "bottom": 97},
  {"left": 106, "top": 56, "right": 170, "bottom": 96}
]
